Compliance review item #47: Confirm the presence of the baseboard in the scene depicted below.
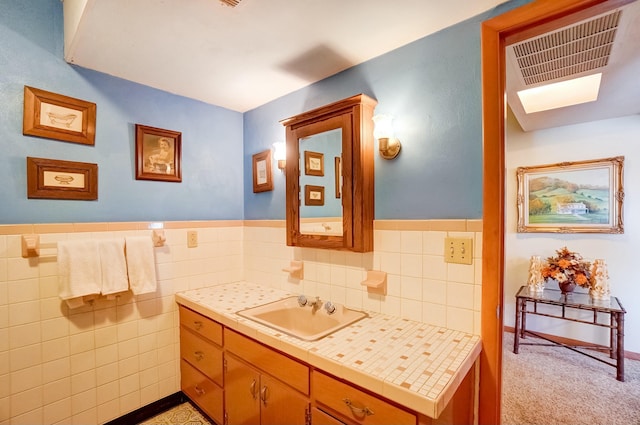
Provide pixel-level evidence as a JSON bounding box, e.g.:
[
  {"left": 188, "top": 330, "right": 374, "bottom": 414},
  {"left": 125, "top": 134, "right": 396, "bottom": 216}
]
[
  {"left": 503, "top": 326, "right": 640, "bottom": 360},
  {"left": 104, "top": 391, "right": 188, "bottom": 425}
]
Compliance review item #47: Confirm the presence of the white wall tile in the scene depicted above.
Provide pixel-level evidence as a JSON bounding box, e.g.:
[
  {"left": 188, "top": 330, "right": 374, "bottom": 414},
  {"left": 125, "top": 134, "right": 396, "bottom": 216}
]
[
  {"left": 43, "top": 395, "right": 71, "bottom": 425},
  {"left": 446, "top": 307, "right": 474, "bottom": 334},
  {"left": 9, "top": 386, "right": 43, "bottom": 419},
  {"left": 423, "top": 279, "right": 447, "bottom": 305},
  {"left": 9, "top": 344, "right": 42, "bottom": 372},
  {"left": 8, "top": 279, "right": 39, "bottom": 303},
  {"left": 43, "top": 378, "right": 71, "bottom": 405},
  {"left": 400, "top": 276, "right": 422, "bottom": 301},
  {"left": 11, "top": 365, "right": 42, "bottom": 393},
  {"left": 400, "top": 298, "right": 422, "bottom": 321},
  {"left": 422, "top": 255, "right": 447, "bottom": 280},
  {"left": 446, "top": 282, "right": 474, "bottom": 310},
  {"left": 401, "top": 253, "right": 422, "bottom": 278},
  {"left": 42, "top": 358, "right": 70, "bottom": 385},
  {"left": 401, "top": 231, "right": 422, "bottom": 254},
  {"left": 422, "top": 231, "right": 446, "bottom": 256}
]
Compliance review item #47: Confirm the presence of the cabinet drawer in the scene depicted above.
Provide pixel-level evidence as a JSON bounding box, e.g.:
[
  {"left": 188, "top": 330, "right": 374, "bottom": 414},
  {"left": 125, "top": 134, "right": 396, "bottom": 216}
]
[
  {"left": 179, "top": 306, "right": 223, "bottom": 346},
  {"left": 181, "top": 359, "right": 224, "bottom": 425},
  {"left": 181, "top": 327, "right": 223, "bottom": 385},
  {"left": 313, "top": 371, "right": 416, "bottom": 425},
  {"left": 225, "top": 328, "right": 309, "bottom": 395},
  {"left": 313, "top": 407, "right": 348, "bottom": 425}
]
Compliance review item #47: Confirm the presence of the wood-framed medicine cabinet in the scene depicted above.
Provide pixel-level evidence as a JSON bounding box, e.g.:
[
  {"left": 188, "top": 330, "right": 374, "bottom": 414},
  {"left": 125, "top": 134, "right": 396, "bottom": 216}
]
[{"left": 280, "top": 94, "right": 377, "bottom": 252}]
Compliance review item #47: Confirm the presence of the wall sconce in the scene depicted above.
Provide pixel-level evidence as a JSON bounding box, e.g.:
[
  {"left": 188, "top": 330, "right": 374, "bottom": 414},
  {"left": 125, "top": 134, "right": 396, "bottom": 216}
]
[
  {"left": 372, "top": 114, "right": 401, "bottom": 159},
  {"left": 273, "top": 142, "right": 286, "bottom": 171}
]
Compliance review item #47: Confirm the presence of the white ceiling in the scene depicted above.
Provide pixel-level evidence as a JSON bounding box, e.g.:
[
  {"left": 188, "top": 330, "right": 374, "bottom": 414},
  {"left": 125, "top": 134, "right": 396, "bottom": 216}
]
[
  {"left": 62, "top": 0, "right": 509, "bottom": 112},
  {"left": 506, "top": 0, "right": 640, "bottom": 131},
  {"left": 62, "top": 0, "right": 640, "bottom": 130}
]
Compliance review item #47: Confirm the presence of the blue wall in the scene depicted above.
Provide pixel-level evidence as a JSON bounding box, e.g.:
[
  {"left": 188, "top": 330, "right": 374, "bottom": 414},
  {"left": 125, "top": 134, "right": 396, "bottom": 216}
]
[
  {"left": 243, "top": 0, "right": 529, "bottom": 220},
  {"left": 0, "top": 0, "right": 244, "bottom": 224},
  {"left": 1, "top": 0, "right": 528, "bottom": 224}
]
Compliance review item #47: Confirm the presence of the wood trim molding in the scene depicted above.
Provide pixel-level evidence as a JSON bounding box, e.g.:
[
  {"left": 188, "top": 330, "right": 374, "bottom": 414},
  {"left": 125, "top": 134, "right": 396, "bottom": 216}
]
[{"left": 479, "top": 1, "right": 630, "bottom": 424}]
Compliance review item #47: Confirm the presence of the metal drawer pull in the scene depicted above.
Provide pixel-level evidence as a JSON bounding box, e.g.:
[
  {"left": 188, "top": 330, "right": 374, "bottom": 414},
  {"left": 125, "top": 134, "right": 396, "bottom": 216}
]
[
  {"left": 194, "top": 351, "right": 204, "bottom": 361},
  {"left": 250, "top": 379, "right": 257, "bottom": 400},
  {"left": 193, "top": 321, "right": 203, "bottom": 330},
  {"left": 343, "top": 398, "right": 374, "bottom": 416},
  {"left": 194, "top": 385, "right": 205, "bottom": 396}
]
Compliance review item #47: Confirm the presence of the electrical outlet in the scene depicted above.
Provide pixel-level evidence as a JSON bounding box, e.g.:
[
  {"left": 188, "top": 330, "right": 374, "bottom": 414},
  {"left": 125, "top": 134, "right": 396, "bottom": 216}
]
[
  {"left": 444, "top": 237, "right": 473, "bottom": 265},
  {"left": 187, "top": 231, "right": 198, "bottom": 248}
]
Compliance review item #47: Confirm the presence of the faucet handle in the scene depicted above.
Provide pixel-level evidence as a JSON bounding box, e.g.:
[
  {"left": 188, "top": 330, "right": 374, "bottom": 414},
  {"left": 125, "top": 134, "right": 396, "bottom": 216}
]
[
  {"left": 324, "top": 301, "right": 336, "bottom": 314},
  {"left": 297, "top": 295, "right": 307, "bottom": 307}
]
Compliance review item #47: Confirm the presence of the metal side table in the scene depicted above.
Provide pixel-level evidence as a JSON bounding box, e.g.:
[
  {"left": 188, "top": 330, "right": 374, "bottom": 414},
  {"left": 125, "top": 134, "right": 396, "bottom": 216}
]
[{"left": 513, "top": 285, "right": 626, "bottom": 381}]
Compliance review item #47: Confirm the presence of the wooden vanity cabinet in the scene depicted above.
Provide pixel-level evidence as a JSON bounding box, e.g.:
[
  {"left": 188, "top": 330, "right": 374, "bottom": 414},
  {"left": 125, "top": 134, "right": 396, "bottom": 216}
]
[
  {"left": 179, "top": 306, "right": 224, "bottom": 424},
  {"left": 178, "top": 305, "right": 476, "bottom": 425},
  {"left": 224, "top": 329, "right": 311, "bottom": 425}
]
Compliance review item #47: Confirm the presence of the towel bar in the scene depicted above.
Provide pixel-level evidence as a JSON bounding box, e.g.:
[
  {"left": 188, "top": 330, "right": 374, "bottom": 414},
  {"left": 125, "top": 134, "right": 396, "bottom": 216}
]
[{"left": 21, "top": 232, "right": 165, "bottom": 258}]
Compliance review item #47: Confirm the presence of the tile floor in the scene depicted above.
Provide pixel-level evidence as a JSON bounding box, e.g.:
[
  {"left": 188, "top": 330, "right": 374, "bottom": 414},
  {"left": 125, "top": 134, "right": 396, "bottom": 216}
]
[{"left": 139, "top": 402, "right": 212, "bottom": 425}]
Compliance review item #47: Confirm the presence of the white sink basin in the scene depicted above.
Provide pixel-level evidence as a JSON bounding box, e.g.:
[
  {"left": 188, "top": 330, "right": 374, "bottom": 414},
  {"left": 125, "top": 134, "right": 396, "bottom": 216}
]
[{"left": 236, "top": 296, "right": 367, "bottom": 341}]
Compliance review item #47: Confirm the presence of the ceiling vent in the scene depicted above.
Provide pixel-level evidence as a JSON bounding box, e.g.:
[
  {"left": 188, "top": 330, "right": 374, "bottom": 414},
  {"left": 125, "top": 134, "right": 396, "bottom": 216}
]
[
  {"left": 512, "top": 10, "right": 621, "bottom": 85},
  {"left": 219, "top": 0, "right": 241, "bottom": 7}
]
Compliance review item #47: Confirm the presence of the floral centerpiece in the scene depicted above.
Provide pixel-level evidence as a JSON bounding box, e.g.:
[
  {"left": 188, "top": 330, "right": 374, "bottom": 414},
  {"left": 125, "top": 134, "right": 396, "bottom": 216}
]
[{"left": 541, "top": 247, "right": 591, "bottom": 294}]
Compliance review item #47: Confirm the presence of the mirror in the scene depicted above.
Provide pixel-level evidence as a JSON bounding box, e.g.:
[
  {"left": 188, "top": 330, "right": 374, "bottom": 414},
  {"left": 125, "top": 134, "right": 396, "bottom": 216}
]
[
  {"left": 299, "top": 128, "right": 343, "bottom": 236},
  {"left": 281, "top": 94, "right": 377, "bottom": 252}
]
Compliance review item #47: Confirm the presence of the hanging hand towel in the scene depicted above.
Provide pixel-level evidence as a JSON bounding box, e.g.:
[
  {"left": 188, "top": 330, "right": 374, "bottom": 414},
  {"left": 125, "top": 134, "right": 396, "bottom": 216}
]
[
  {"left": 125, "top": 236, "right": 157, "bottom": 295},
  {"left": 57, "top": 240, "right": 102, "bottom": 308},
  {"left": 99, "top": 238, "right": 129, "bottom": 296}
]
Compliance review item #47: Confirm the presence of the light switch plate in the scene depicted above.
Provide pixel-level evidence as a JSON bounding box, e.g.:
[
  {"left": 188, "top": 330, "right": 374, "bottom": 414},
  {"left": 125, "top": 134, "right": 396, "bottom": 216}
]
[
  {"left": 187, "top": 231, "right": 198, "bottom": 248},
  {"left": 444, "top": 237, "right": 473, "bottom": 265}
]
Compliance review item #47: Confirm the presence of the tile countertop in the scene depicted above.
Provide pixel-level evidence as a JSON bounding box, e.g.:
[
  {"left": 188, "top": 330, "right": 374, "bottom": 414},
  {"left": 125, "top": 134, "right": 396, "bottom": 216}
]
[{"left": 175, "top": 282, "right": 482, "bottom": 419}]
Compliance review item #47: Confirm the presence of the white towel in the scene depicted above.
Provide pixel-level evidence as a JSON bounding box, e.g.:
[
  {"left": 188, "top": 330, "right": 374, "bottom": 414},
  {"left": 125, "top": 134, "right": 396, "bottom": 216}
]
[
  {"left": 125, "top": 236, "right": 157, "bottom": 295},
  {"left": 57, "top": 240, "right": 102, "bottom": 308},
  {"left": 99, "top": 238, "right": 129, "bottom": 296}
]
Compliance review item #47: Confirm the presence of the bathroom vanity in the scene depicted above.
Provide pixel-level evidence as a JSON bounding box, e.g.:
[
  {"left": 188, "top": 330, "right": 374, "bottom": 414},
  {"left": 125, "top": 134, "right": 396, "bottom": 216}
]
[{"left": 176, "top": 282, "right": 480, "bottom": 425}]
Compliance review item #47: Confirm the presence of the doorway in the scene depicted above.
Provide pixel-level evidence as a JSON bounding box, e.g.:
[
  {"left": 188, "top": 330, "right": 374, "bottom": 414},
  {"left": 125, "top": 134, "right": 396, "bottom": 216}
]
[{"left": 478, "top": 1, "right": 634, "bottom": 424}]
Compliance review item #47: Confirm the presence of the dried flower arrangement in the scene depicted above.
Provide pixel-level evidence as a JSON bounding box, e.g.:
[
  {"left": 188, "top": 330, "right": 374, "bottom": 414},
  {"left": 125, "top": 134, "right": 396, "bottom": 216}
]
[{"left": 541, "top": 247, "right": 591, "bottom": 291}]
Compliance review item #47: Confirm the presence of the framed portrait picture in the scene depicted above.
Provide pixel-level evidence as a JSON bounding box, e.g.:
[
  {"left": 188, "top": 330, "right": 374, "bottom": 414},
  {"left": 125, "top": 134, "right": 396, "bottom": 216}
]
[
  {"left": 516, "top": 156, "right": 624, "bottom": 234},
  {"left": 305, "top": 185, "right": 324, "bottom": 206},
  {"left": 304, "top": 151, "right": 324, "bottom": 176},
  {"left": 26, "top": 157, "right": 98, "bottom": 200},
  {"left": 252, "top": 149, "right": 273, "bottom": 193},
  {"left": 135, "top": 124, "right": 182, "bottom": 182},
  {"left": 23, "top": 86, "right": 97, "bottom": 145}
]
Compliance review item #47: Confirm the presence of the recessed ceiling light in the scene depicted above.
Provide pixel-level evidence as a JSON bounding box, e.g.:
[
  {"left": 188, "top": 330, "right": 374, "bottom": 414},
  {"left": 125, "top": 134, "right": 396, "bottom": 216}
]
[{"left": 517, "top": 73, "right": 602, "bottom": 114}]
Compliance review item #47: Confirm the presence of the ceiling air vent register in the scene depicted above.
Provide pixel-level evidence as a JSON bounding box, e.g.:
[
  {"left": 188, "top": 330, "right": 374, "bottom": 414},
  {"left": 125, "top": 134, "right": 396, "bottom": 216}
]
[{"left": 512, "top": 10, "right": 621, "bottom": 86}]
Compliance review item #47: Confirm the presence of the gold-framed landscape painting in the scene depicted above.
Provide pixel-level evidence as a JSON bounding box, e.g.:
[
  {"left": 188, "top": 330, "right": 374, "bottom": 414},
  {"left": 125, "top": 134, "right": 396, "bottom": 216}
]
[{"left": 516, "top": 156, "right": 624, "bottom": 234}]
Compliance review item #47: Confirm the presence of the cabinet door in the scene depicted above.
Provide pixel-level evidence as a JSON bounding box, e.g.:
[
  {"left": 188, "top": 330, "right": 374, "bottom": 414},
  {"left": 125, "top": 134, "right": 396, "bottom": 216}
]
[
  {"left": 225, "top": 355, "right": 261, "bottom": 425},
  {"left": 259, "top": 373, "right": 309, "bottom": 425}
]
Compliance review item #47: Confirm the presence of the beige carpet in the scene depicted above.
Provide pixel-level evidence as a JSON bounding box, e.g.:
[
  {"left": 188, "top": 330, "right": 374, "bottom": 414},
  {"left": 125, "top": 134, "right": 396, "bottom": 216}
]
[
  {"left": 502, "top": 331, "right": 640, "bottom": 425},
  {"left": 139, "top": 401, "right": 212, "bottom": 425}
]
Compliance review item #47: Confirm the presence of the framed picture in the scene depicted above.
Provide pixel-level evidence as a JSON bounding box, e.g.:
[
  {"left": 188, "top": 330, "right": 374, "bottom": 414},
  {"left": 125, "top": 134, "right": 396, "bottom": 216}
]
[
  {"left": 26, "top": 157, "right": 98, "bottom": 200},
  {"left": 135, "top": 124, "right": 182, "bottom": 182},
  {"left": 334, "top": 156, "right": 342, "bottom": 199},
  {"left": 23, "top": 86, "right": 97, "bottom": 145},
  {"left": 516, "top": 156, "right": 624, "bottom": 234},
  {"left": 304, "top": 151, "right": 324, "bottom": 176},
  {"left": 305, "top": 185, "right": 324, "bottom": 206},
  {"left": 252, "top": 149, "right": 273, "bottom": 193}
]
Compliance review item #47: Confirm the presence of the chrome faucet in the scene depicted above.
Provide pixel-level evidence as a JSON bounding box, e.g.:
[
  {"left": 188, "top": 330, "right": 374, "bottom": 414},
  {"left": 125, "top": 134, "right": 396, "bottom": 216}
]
[{"left": 309, "top": 296, "right": 322, "bottom": 312}]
